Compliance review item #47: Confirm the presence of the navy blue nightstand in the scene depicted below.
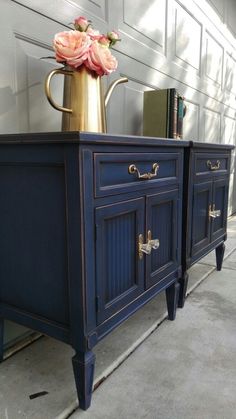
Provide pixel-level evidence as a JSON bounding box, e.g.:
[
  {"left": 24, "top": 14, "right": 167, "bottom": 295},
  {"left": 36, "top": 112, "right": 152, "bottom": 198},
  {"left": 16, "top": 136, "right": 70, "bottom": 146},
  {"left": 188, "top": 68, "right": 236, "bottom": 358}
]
[
  {"left": 178, "top": 141, "right": 234, "bottom": 308},
  {"left": 0, "top": 132, "right": 188, "bottom": 410}
]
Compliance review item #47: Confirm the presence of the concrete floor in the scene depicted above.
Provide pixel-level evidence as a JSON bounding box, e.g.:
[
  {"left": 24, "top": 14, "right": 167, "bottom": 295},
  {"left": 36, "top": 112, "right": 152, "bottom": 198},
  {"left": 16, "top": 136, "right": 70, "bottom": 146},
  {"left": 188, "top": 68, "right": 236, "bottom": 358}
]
[{"left": 0, "top": 217, "right": 236, "bottom": 419}]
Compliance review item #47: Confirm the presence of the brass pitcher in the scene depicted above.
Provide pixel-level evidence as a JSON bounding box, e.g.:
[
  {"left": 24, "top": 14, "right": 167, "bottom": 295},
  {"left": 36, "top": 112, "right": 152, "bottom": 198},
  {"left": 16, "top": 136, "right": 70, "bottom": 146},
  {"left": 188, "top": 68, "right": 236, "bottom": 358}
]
[{"left": 45, "top": 65, "right": 128, "bottom": 132}]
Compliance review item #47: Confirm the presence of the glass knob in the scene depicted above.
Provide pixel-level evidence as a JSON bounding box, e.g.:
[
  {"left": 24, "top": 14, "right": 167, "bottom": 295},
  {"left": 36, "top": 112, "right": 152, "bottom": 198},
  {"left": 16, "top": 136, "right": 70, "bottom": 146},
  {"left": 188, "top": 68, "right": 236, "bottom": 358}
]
[{"left": 150, "top": 239, "right": 160, "bottom": 250}]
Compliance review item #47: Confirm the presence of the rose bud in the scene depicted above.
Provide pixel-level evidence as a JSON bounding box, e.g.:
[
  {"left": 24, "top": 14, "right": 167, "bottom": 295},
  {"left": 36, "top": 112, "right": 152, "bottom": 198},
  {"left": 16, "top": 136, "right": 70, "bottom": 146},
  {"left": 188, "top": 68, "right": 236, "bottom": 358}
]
[
  {"left": 107, "top": 31, "right": 120, "bottom": 46},
  {"left": 74, "top": 16, "right": 91, "bottom": 32}
]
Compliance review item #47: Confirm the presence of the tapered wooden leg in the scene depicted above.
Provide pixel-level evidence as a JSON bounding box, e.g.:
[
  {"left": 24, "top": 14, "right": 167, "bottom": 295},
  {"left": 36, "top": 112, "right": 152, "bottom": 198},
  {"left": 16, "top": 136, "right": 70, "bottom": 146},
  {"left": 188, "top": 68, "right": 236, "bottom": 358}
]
[
  {"left": 165, "top": 281, "right": 180, "bottom": 321},
  {"left": 0, "top": 318, "right": 4, "bottom": 362},
  {"left": 215, "top": 242, "right": 225, "bottom": 271},
  {"left": 178, "top": 271, "right": 189, "bottom": 308},
  {"left": 72, "top": 350, "right": 95, "bottom": 410}
]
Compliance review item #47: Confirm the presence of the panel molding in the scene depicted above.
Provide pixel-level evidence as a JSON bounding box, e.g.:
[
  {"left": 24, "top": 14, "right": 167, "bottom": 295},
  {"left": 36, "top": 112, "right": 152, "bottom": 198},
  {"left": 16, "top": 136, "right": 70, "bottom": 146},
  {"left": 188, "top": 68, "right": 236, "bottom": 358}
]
[
  {"left": 204, "top": 30, "right": 223, "bottom": 87},
  {"left": 123, "top": 0, "right": 167, "bottom": 50},
  {"left": 173, "top": 1, "right": 202, "bottom": 73},
  {"left": 224, "top": 51, "right": 236, "bottom": 95},
  {"left": 14, "top": 31, "right": 53, "bottom": 52},
  {"left": 182, "top": 99, "right": 200, "bottom": 140},
  {"left": 13, "top": 0, "right": 108, "bottom": 24},
  {"left": 203, "top": 107, "right": 221, "bottom": 143},
  {"left": 223, "top": 114, "right": 236, "bottom": 145}
]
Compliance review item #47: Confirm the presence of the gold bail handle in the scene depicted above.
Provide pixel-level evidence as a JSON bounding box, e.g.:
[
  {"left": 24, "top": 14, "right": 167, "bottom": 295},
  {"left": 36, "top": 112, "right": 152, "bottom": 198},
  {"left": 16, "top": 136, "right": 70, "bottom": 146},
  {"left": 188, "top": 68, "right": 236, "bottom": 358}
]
[
  {"left": 128, "top": 163, "right": 159, "bottom": 180},
  {"left": 45, "top": 68, "right": 73, "bottom": 114}
]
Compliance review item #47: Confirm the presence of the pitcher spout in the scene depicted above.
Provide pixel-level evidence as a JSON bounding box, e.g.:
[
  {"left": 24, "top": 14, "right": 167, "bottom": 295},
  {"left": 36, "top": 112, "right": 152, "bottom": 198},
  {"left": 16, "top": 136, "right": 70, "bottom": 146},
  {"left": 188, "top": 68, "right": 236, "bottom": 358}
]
[{"left": 105, "top": 77, "right": 128, "bottom": 107}]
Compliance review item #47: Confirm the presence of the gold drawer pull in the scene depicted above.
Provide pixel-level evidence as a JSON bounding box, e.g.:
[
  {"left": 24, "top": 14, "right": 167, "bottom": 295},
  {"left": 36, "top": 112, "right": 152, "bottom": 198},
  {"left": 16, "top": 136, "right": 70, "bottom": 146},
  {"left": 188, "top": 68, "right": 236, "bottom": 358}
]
[
  {"left": 138, "top": 230, "right": 160, "bottom": 260},
  {"left": 209, "top": 204, "right": 221, "bottom": 220},
  {"left": 207, "top": 160, "right": 220, "bottom": 171},
  {"left": 128, "top": 163, "right": 159, "bottom": 180}
]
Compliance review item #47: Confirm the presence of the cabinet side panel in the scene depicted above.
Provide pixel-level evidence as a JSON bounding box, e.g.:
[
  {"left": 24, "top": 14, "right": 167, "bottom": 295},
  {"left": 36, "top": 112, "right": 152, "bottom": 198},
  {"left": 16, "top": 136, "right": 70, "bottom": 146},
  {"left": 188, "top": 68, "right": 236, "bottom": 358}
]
[{"left": 0, "top": 165, "right": 69, "bottom": 325}]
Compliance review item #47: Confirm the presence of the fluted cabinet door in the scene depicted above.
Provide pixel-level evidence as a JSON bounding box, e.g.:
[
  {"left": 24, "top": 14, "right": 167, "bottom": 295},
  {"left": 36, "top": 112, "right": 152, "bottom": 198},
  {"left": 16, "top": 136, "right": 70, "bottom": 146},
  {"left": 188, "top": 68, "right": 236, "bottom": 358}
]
[
  {"left": 191, "top": 181, "right": 212, "bottom": 256},
  {"left": 146, "top": 189, "right": 179, "bottom": 289},
  {"left": 95, "top": 198, "right": 145, "bottom": 324},
  {"left": 211, "top": 178, "right": 228, "bottom": 242}
]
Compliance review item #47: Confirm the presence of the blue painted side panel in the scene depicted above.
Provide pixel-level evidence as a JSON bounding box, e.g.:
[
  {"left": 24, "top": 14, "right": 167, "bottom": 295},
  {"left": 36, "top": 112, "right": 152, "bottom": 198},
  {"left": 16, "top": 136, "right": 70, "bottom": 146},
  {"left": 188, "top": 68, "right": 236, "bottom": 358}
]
[{"left": 0, "top": 164, "right": 69, "bottom": 326}]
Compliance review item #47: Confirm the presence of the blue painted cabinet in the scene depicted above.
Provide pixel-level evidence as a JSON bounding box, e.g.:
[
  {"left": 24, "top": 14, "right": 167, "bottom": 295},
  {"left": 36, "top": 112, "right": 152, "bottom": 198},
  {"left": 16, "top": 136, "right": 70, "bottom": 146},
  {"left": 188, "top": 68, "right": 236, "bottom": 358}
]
[
  {"left": 1, "top": 134, "right": 232, "bottom": 410},
  {"left": 178, "top": 142, "right": 234, "bottom": 307},
  {"left": 0, "top": 132, "right": 187, "bottom": 410}
]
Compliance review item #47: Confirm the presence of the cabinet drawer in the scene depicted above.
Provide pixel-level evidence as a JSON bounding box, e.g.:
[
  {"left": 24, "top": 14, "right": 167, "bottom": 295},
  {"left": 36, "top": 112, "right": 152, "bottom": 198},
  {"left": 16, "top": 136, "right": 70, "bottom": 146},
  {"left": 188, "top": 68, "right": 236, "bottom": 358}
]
[
  {"left": 94, "top": 152, "right": 181, "bottom": 197},
  {"left": 194, "top": 153, "right": 230, "bottom": 178}
]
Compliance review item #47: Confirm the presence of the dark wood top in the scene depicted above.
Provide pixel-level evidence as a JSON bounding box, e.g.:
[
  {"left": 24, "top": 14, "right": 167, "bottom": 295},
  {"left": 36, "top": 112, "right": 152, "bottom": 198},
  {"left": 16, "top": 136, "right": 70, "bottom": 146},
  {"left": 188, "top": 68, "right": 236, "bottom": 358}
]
[
  {"left": 0, "top": 131, "right": 189, "bottom": 147},
  {"left": 0, "top": 132, "right": 234, "bottom": 150},
  {"left": 189, "top": 140, "right": 235, "bottom": 150}
]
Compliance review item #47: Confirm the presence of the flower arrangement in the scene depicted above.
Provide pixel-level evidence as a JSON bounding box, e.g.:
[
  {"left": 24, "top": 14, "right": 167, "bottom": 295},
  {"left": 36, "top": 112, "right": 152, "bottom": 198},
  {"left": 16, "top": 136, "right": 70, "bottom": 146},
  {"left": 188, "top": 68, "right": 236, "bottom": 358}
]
[{"left": 53, "top": 16, "right": 120, "bottom": 77}]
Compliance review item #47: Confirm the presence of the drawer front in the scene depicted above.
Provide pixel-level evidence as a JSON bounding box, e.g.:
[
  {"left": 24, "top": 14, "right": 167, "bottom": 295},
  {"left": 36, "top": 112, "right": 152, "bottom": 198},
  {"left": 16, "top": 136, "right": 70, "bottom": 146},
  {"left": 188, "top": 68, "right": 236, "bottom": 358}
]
[
  {"left": 94, "top": 152, "right": 181, "bottom": 197},
  {"left": 194, "top": 153, "right": 230, "bottom": 178}
]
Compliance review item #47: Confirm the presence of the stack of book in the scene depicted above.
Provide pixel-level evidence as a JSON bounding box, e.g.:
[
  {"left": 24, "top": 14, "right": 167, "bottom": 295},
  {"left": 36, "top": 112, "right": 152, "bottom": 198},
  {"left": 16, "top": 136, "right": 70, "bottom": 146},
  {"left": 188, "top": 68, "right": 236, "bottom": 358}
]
[{"left": 143, "top": 88, "right": 185, "bottom": 139}]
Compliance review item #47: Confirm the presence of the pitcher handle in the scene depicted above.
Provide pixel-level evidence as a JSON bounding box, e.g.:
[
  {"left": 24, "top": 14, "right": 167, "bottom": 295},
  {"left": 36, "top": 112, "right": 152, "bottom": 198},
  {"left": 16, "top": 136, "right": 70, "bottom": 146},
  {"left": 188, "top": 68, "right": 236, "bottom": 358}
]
[{"left": 45, "top": 68, "right": 73, "bottom": 114}]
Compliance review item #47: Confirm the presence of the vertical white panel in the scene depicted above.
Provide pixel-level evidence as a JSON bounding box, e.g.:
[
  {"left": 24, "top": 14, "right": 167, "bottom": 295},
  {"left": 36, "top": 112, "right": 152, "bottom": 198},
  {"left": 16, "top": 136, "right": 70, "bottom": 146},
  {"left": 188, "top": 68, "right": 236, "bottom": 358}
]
[
  {"left": 183, "top": 100, "right": 199, "bottom": 140},
  {"left": 203, "top": 108, "right": 221, "bottom": 143},
  {"left": 174, "top": 4, "right": 202, "bottom": 72},
  {"left": 106, "top": 72, "right": 125, "bottom": 135},
  {"left": 225, "top": 53, "right": 236, "bottom": 94},
  {"left": 4, "top": 35, "right": 63, "bottom": 134},
  {"left": 205, "top": 32, "right": 223, "bottom": 86},
  {"left": 124, "top": 85, "right": 144, "bottom": 136},
  {"left": 123, "top": 0, "right": 166, "bottom": 49},
  {"left": 27, "top": 56, "right": 63, "bottom": 132},
  {"left": 223, "top": 114, "right": 236, "bottom": 145},
  {"left": 229, "top": 172, "right": 236, "bottom": 214},
  {"left": 223, "top": 115, "right": 236, "bottom": 179}
]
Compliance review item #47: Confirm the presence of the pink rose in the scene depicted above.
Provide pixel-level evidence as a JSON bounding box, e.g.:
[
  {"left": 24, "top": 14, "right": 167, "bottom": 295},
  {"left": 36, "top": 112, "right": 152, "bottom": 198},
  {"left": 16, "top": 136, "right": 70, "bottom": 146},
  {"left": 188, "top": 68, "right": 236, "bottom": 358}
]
[
  {"left": 85, "top": 41, "right": 118, "bottom": 76},
  {"left": 98, "top": 35, "right": 110, "bottom": 47},
  {"left": 74, "top": 16, "right": 90, "bottom": 32},
  {"left": 86, "top": 27, "right": 101, "bottom": 41},
  {"left": 53, "top": 30, "right": 91, "bottom": 68}
]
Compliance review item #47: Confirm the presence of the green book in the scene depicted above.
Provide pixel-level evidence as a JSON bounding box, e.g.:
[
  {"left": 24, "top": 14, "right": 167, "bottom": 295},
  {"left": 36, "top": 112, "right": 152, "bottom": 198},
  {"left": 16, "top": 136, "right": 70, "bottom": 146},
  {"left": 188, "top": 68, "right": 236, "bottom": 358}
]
[{"left": 143, "top": 88, "right": 178, "bottom": 139}]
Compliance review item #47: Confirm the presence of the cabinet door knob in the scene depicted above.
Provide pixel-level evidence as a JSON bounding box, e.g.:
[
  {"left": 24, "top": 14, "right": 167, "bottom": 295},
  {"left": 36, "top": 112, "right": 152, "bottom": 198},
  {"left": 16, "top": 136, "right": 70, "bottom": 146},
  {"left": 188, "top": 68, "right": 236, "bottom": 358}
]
[
  {"left": 209, "top": 204, "right": 221, "bottom": 219},
  {"left": 138, "top": 234, "right": 152, "bottom": 259},
  {"left": 147, "top": 230, "right": 160, "bottom": 250},
  {"left": 207, "top": 160, "right": 221, "bottom": 171},
  {"left": 138, "top": 231, "right": 160, "bottom": 260},
  {"left": 128, "top": 163, "right": 159, "bottom": 180}
]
